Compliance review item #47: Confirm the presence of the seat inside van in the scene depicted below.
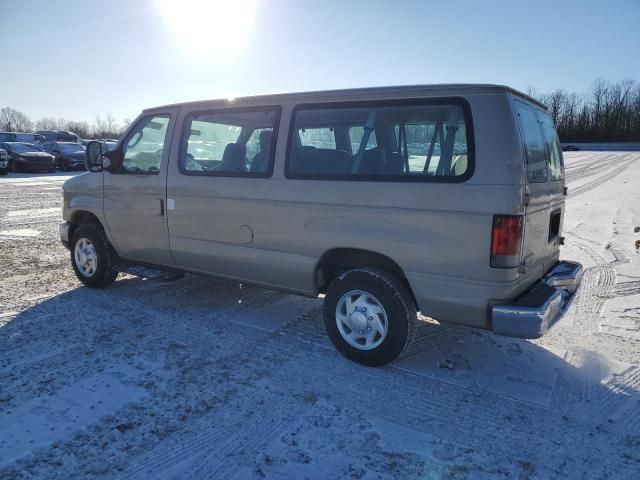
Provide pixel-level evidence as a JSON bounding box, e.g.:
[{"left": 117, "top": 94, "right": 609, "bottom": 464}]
[
  {"left": 451, "top": 154, "right": 468, "bottom": 176},
  {"left": 291, "top": 146, "right": 352, "bottom": 175},
  {"left": 219, "top": 143, "right": 247, "bottom": 172},
  {"left": 358, "top": 148, "right": 405, "bottom": 175}
]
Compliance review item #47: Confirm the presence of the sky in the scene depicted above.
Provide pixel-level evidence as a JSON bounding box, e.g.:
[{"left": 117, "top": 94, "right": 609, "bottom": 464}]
[{"left": 1, "top": 0, "right": 639, "bottom": 125}]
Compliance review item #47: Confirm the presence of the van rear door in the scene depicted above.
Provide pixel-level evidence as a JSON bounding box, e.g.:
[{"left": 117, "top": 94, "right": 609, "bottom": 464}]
[{"left": 514, "top": 99, "right": 565, "bottom": 279}]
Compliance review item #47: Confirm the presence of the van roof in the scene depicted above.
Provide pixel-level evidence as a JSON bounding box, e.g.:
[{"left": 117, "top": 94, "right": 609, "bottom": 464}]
[{"left": 145, "top": 83, "right": 546, "bottom": 113}]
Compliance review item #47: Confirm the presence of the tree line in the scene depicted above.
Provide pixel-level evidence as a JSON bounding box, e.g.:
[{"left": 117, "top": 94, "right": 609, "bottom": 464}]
[
  {"left": 0, "top": 107, "right": 130, "bottom": 139},
  {"left": 529, "top": 78, "right": 640, "bottom": 143},
  {"left": 3, "top": 78, "right": 640, "bottom": 142}
]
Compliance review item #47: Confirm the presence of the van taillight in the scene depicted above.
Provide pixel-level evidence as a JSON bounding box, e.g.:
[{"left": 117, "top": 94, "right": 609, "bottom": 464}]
[{"left": 491, "top": 215, "right": 523, "bottom": 268}]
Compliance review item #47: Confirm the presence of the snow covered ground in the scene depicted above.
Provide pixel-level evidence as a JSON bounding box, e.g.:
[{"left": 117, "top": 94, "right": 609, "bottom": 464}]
[{"left": 0, "top": 152, "right": 639, "bottom": 479}]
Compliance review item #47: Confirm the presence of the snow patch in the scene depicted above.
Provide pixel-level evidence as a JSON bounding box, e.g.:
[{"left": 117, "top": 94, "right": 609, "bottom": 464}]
[
  {"left": 395, "top": 334, "right": 566, "bottom": 407},
  {"left": 0, "top": 372, "right": 146, "bottom": 467},
  {"left": 227, "top": 296, "right": 317, "bottom": 332},
  {"left": 6, "top": 208, "right": 60, "bottom": 218},
  {"left": 0, "top": 229, "right": 41, "bottom": 238}
]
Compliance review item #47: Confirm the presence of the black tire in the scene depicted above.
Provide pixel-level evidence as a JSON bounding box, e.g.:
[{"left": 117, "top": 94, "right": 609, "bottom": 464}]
[
  {"left": 11, "top": 160, "right": 18, "bottom": 173},
  {"left": 0, "top": 169, "right": 7, "bottom": 176},
  {"left": 70, "top": 224, "right": 119, "bottom": 288},
  {"left": 323, "top": 268, "right": 417, "bottom": 367},
  {"left": 61, "top": 163, "right": 68, "bottom": 172}
]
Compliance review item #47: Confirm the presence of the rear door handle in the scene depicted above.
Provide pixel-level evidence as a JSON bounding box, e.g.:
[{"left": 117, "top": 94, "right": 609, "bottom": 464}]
[{"left": 159, "top": 198, "right": 165, "bottom": 216}]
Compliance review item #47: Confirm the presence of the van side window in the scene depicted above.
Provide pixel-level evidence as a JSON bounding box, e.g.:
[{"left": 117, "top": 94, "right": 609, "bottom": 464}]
[
  {"left": 349, "top": 126, "right": 377, "bottom": 153},
  {"left": 515, "top": 101, "right": 548, "bottom": 183},
  {"left": 121, "top": 115, "right": 170, "bottom": 174},
  {"left": 538, "top": 114, "right": 564, "bottom": 181},
  {"left": 287, "top": 100, "right": 472, "bottom": 181},
  {"left": 181, "top": 108, "right": 280, "bottom": 177},
  {"left": 299, "top": 128, "right": 337, "bottom": 149}
]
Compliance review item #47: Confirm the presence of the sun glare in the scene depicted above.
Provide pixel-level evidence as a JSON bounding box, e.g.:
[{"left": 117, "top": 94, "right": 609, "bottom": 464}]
[{"left": 155, "top": 0, "right": 259, "bottom": 60}]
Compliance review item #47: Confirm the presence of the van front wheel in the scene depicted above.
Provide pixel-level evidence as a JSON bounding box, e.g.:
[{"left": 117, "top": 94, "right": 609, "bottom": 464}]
[
  {"left": 323, "top": 268, "right": 417, "bottom": 366},
  {"left": 70, "top": 224, "right": 118, "bottom": 288}
]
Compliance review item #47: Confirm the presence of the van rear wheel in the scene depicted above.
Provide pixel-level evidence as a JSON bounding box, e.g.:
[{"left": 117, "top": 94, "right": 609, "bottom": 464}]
[
  {"left": 323, "top": 268, "right": 417, "bottom": 366},
  {"left": 70, "top": 224, "right": 118, "bottom": 288}
]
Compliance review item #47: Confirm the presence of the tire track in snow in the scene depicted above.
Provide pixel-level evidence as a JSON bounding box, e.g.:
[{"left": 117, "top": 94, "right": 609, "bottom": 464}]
[
  {"left": 565, "top": 154, "right": 623, "bottom": 182},
  {"left": 561, "top": 234, "right": 640, "bottom": 425},
  {"left": 568, "top": 157, "right": 634, "bottom": 197},
  {"left": 612, "top": 280, "right": 640, "bottom": 297},
  {"left": 119, "top": 394, "right": 305, "bottom": 480},
  {"left": 569, "top": 235, "right": 618, "bottom": 336}
]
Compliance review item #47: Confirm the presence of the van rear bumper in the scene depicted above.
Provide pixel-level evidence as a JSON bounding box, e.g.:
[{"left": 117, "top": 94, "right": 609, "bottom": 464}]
[{"left": 491, "top": 261, "right": 583, "bottom": 338}]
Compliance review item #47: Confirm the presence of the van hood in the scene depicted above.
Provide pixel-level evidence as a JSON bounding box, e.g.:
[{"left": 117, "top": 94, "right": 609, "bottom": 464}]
[{"left": 63, "top": 171, "right": 99, "bottom": 192}]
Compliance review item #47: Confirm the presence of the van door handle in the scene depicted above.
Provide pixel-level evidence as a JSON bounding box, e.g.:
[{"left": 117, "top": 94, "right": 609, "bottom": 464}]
[{"left": 159, "top": 198, "right": 165, "bottom": 216}]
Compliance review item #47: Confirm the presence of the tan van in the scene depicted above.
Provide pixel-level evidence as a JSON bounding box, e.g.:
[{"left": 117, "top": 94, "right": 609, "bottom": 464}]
[{"left": 60, "top": 84, "right": 582, "bottom": 366}]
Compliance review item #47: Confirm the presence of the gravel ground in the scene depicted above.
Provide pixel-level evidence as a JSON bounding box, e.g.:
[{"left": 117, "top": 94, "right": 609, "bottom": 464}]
[{"left": 1, "top": 153, "right": 639, "bottom": 479}]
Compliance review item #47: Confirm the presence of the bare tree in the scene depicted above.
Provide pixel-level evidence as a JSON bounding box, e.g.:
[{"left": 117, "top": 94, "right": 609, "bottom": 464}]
[
  {"left": 0, "top": 107, "right": 33, "bottom": 132},
  {"left": 36, "top": 117, "right": 66, "bottom": 131},
  {"left": 94, "top": 113, "right": 124, "bottom": 138},
  {"left": 64, "top": 120, "right": 91, "bottom": 139},
  {"left": 532, "top": 78, "right": 640, "bottom": 142}
]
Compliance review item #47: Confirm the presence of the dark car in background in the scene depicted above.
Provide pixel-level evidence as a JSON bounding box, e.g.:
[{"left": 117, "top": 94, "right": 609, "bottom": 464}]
[
  {"left": 34, "top": 130, "right": 80, "bottom": 143},
  {"left": 0, "top": 132, "right": 17, "bottom": 142},
  {"left": 0, "top": 132, "right": 46, "bottom": 144},
  {"left": 41, "top": 141, "right": 86, "bottom": 171},
  {"left": 16, "top": 133, "right": 46, "bottom": 144},
  {"left": 0, "top": 142, "right": 56, "bottom": 173},
  {"left": 0, "top": 148, "right": 8, "bottom": 175},
  {"left": 101, "top": 140, "right": 118, "bottom": 151},
  {"left": 562, "top": 144, "right": 580, "bottom": 151}
]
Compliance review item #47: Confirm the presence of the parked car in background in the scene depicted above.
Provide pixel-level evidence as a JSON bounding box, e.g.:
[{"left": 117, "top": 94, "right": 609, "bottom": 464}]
[
  {"left": 0, "top": 132, "right": 17, "bottom": 142},
  {"left": 562, "top": 144, "right": 579, "bottom": 151},
  {"left": 0, "top": 132, "right": 45, "bottom": 144},
  {"left": 0, "top": 142, "right": 56, "bottom": 172},
  {"left": 41, "top": 141, "right": 86, "bottom": 171},
  {"left": 101, "top": 140, "right": 118, "bottom": 151},
  {"left": 0, "top": 148, "right": 8, "bottom": 175},
  {"left": 62, "top": 84, "right": 583, "bottom": 366},
  {"left": 34, "top": 130, "right": 80, "bottom": 143},
  {"left": 15, "top": 133, "right": 45, "bottom": 144}
]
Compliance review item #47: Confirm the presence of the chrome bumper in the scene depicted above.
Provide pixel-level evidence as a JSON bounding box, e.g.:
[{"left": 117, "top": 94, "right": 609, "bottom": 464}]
[
  {"left": 59, "top": 221, "right": 71, "bottom": 248},
  {"left": 492, "top": 261, "right": 583, "bottom": 338}
]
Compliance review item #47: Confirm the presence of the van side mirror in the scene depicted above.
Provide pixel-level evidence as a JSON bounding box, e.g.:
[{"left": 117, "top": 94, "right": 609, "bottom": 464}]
[{"left": 86, "top": 141, "right": 104, "bottom": 172}]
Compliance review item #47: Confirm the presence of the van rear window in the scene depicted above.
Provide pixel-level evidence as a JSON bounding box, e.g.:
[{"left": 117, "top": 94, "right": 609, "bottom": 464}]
[
  {"left": 514, "top": 101, "right": 564, "bottom": 182},
  {"left": 515, "top": 101, "right": 548, "bottom": 183},
  {"left": 539, "top": 114, "right": 563, "bottom": 181},
  {"left": 286, "top": 99, "right": 473, "bottom": 181}
]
